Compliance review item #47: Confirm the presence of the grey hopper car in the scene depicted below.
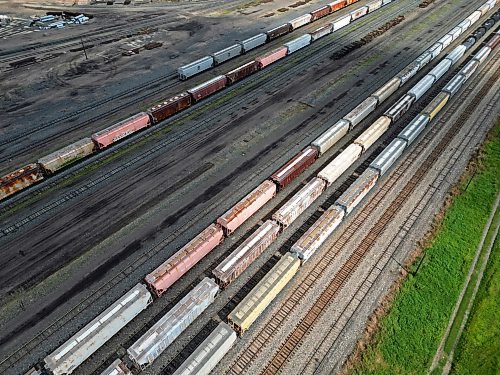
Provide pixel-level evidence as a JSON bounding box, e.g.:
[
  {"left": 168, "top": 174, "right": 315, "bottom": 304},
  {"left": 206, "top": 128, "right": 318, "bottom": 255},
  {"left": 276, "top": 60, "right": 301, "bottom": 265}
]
[
  {"left": 397, "top": 114, "right": 429, "bottom": 146},
  {"left": 437, "top": 34, "right": 453, "bottom": 50},
  {"left": 396, "top": 62, "right": 419, "bottom": 85},
  {"left": 445, "top": 45, "right": 466, "bottom": 64},
  {"left": 456, "top": 19, "right": 472, "bottom": 33},
  {"left": 460, "top": 60, "right": 478, "bottom": 81},
  {"left": 371, "top": 77, "right": 400, "bottom": 105},
  {"left": 407, "top": 75, "right": 435, "bottom": 101},
  {"left": 343, "top": 96, "right": 378, "bottom": 128},
  {"left": 428, "top": 59, "right": 452, "bottom": 81},
  {"left": 370, "top": 138, "right": 406, "bottom": 175},
  {"left": 212, "top": 44, "right": 243, "bottom": 65},
  {"left": 240, "top": 33, "right": 267, "bottom": 53},
  {"left": 442, "top": 73, "right": 466, "bottom": 97},
  {"left": 472, "top": 46, "right": 492, "bottom": 65},
  {"left": 311, "top": 119, "right": 349, "bottom": 155},
  {"left": 335, "top": 168, "right": 379, "bottom": 215},
  {"left": 284, "top": 34, "right": 312, "bottom": 54},
  {"left": 384, "top": 94, "right": 415, "bottom": 122},
  {"left": 414, "top": 51, "right": 432, "bottom": 69},
  {"left": 446, "top": 26, "right": 462, "bottom": 41},
  {"left": 427, "top": 42, "right": 443, "bottom": 60},
  {"left": 178, "top": 56, "right": 214, "bottom": 80}
]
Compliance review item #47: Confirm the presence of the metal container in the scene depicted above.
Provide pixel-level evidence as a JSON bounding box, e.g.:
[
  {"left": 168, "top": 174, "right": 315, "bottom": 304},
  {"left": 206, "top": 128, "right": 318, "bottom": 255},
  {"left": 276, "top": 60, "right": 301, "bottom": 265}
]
[
  {"left": 145, "top": 224, "right": 223, "bottom": 297},
  {"left": 397, "top": 114, "right": 429, "bottom": 146},
  {"left": 477, "top": 3, "right": 490, "bottom": 16},
  {"left": 335, "top": 168, "right": 379, "bottom": 215},
  {"left": 255, "top": 46, "right": 288, "bottom": 68},
  {"left": 38, "top": 138, "right": 95, "bottom": 174},
  {"left": 354, "top": 116, "right": 391, "bottom": 152},
  {"left": 370, "top": 138, "right": 406, "bottom": 175},
  {"left": 396, "top": 62, "right": 419, "bottom": 85},
  {"left": 414, "top": 51, "right": 432, "bottom": 69},
  {"left": 311, "top": 119, "right": 349, "bottom": 155},
  {"left": 225, "top": 61, "right": 260, "bottom": 84},
  {"left": 100, "top": 359, "right": 132, "bottom": 375},
  {"left": 350, "top": 6, "right": 368, "bottom": 21},
  {"left": 427, "top": 42, "right": 443, "bottom": 60},
  {"left": 445, "top": 45, "right": 466, "bottom": 64},
  {"left": 442, "top": 73, "right": 466, "bottom": 97},
  {"left": 317, "top": 143, "right": 362, "bottom": 186},
  {"left": 172, "top": 322, "right": 236, "bottom": 375},
  {"left": 462, "top": 36, "right": 476, "bottom": 50},
  {"left": 331, "top": 14, "right": 351, "bottom": 31},
  {"left": 382, "top": 0, "right": 393, "bottom": 4},
  {"left": 227, "top": 253, "right": 300, "bottom": 335},
  {"left": 428, "top": 59, "right": 452, "bottom": 82},
  {"left": 266, "top": 23, "right": 292, "bottom": 40},
  {"left": 422, "top": 92, "right": 449, "bottom": 121},
  {"left": 446, "top": 26, "right": 462, "bottom": 42},
  {"left": 45, "top": 284, "right": 152, "bottom": 375},
  {"left": 270, "top": 146, "right": 318, "bottom": 189},
  {"left": 384, "top": 94, "right": 415, "bottom": 122},
  {"left": 288, "top": 14, "right": 312, "bottom": 30},
  {"left": 240, "top": 33, "right": 268, "bottom": 53},
  {"left": 290, "top": 205, "right": 344, "bottom": 261},
  {"left": 456, "top": 19, "right": 471, "bottom": 33},
  {"left": 310, "top": 24, "right": 333, "bottom": 42},
  {"left": 437, "top": 34, "right": 453, "bottom": 50},
  {"left": 128, "top": 278, "right": 219, "bottom": 369},
  {"left": 212, "top": 44, "right": 243, "bottom": 65},
  {"left": 465, "top": 11, "right": 481, "bottom": 26},
  {"left": 459, "top": 60, "right": 478, "bottom": 81},
  {"left": 284, "top": 34, "right": 312, "bottom": 54},
  {"left": 91, "top": 113, "right": 151, "bottom": 149},
  {"left": 178, "top": 56, "right": 214, "bottom": 80},
  {"left": 407, "top": 74, "right": 435, "bottom": 101},
  {"left": 343, "top": 96, "right": 378, "bottom": 128},
  {"left": 328, "top": 0, "right": 348, "bottom": 12},
  {"left": 371, "top": 77, "right": 400, "bottom": 105},
  {"left": 367, "top": 0, "right": 383, "bottom": 12},
  {"left": 486, "top": 33, "right": 500, "bottom": 49},
  {"left": 0, "top": 163, "right": 44, "bottom": 201},
  {"left": 187, "top": 75, "right": 227, "bottom": 102},
  {"left": 148, "top": 93, "right": 191, "bottom": 123},
  {"left": 217, "top": 180, "right": 276, "bottom": 235},
  {"left": 213, "top": 220, "right": 280, "bottom": 287},
  {"left": 310, "top": 5, "right": 331, "bottom": 21},
  {"left": 472, "top": 46, "right": 492, "bottom": 65},
  {"left": 272, "top": 177, "right": 326, "bottom": 228}
]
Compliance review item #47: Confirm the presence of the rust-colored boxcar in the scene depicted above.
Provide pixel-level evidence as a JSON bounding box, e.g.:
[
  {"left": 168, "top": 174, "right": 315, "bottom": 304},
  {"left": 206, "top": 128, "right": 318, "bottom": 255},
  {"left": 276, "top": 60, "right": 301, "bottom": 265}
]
[
  {"left": 0, "top": 164, "right": 44, "bottom": 200},
  {"left": 225, "top": 61, "right": 260, "bottom": 85},
  {"left": 255, "top": 47, "right": 288, "bottom": 69},
  {"left": 144, "top": 224, "right": 223, "bottom": 297},
  {"left": 91, "top": 112, "right": 151, "bottom": 149},
  {"left": 329, "top": 0, "right": 348, "bottom": 12},
  {"left": 147, "top": 93, "right": 191, "bottom": 124},
  {"left": 271, "top": 146, "right": 318, "bottom": 189},
  {"left": 187, "top": 75, "right": 227, "bottom": 102},
  {"left": 310, "top": 5, "right": 331, "bottom": 21}
]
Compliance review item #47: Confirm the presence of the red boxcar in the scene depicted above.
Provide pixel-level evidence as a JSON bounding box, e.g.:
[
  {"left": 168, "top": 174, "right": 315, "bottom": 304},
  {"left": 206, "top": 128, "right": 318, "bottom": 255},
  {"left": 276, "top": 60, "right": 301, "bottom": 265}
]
[
  {"left": 347, "top": 0, "right": 358, "bottom": 4},
  {"left": 329, "top": 0, "right": 348, "bottom": 11},
  {"left": 255, "top": 46, "right": 288, "bottom": 69},
  {"left": 187, "top": 75, "right": 227, "bottom": 102},
  {"left": 91, "top": 112, "right": 151, "bottom": 149},
  {"left": 271, "top": 146, "right": 318, "bottom": 189},
  {"left": 486, "top": 33, "right": 500, "bottom": 49},
  {"left": 310, "top": 5, "right": 331, "bottom": 21},
  {"left": 0, "top": 163, "right": 44, "bottom": 200},
  {"left": 144, "top": 224, "right": 224, "bottom": 297},
  {"left": 225, "top": 61, "right": 260, "bottom": 85},
  {"left": 147, "top": 93, "right": 191, "bottom": 124}
]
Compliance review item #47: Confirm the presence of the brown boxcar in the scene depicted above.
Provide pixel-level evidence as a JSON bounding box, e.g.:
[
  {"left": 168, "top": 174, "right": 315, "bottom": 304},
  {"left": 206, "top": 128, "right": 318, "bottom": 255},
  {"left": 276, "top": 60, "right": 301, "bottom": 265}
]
[
  {"left": 148, "top": 93, "right": 191, "bottom": 124},
  {"left": 0, "top": 164, "right": 44, "bottom": 200},
  {"left": 328, "top": 0, "right": 348, "bottom": 12},
  {"left": 91, "top": 112, "right": 151, "bottom": 149},
  {"left": 310, "top": 5, "right": 331, "bottom": 21},
  {"left": 225, "top": 61, "right": 260, "bottom": 85},
  {"left": 255, "top": 46, "right": 288, "bottom": 69},
  {"left": 270, "top": 146, "right": 318, "bottom": 189},
  {"left": 187, "top": 75, "right": 227, "bottom": 102},
  {"left": 266, "top": 24, "right": 292, "bottom": 41}
]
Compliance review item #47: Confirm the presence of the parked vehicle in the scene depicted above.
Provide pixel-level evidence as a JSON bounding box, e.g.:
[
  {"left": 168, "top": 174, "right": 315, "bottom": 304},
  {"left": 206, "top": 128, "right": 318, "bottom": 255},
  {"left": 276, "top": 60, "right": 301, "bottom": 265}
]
[
  {"left": 0, "top": 164, "right": 44, "bottom": 200},
  {"left": 91, "top": 112, "right": 151, "bottom": 149}
]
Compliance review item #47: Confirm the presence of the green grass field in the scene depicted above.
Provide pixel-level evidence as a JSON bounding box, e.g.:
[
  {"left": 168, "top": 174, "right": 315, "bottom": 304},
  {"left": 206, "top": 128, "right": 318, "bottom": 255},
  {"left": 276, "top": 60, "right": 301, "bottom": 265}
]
[{"left": 347, "top": 124, "right": 500, "bottom": 375}]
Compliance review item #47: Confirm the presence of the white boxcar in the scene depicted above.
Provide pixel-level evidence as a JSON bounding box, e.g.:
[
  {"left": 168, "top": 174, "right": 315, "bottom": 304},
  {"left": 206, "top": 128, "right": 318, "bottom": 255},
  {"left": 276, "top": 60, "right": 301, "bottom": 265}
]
[
  {"left": 310, "top": 24, "right": 333, "bottom": 42},
  {"left": 437, "top": 34, "right": 453, "bottom": 50},
  {"left": 317, "top": 143, "right": 363, "bottom": 186},
  {"left": 473, "top": 46, "right": 492, "bottom": 65},
  {"left": 128, "top": 278, "right": 219, "bottom": 370},
  {"left": 459, "top": 60, "right": 478, "bottom": 81},
  {"left": 290, "top": 205, "right": 344, "bottom": 261},
  {"left": 332, "top": 14, "right": 351, "bottom": 31},
  {"left": 272, "top": 177, "right": 326, "bottom": 227},
  {"left": 396, "top": 62, "right": 419, "bottom": 85},
  {"left": 445, "top": 45, "right": 467, "bottom": 64},
  {"left": 427, "top": 42, "right": 443, "bottom": 60},
  {"left": 367, "top": 0, "right": 383, "bottom": 12},
  {"left": 172, "top": 322, "right": 236, "bottom": 375},
  {"left": 288, "top": 14, "right": 312, "bottom": 29},
  {"left": 456, "top": 19, "right": 471, "bottom": 33},
  {"left": 100, "top": 359, "right": 131, "bottom": 375},
  {"left": 371, "top": 77, "right": 400, "bottom": 104},
  {"left": 284, "top": 34, "right": 312, "bottom": 54},
  {"left": 407, "top": 74, "right": 435, "bottom": 101},
  {"left": 382, "top": 0, "right": 392, "bottom": 4},
  {"left": 477, "top": 3, "right": 490, "bottom": 16},
  {"left": 354, "top": 116, "right": 391, "bottom": 152},
  {"left": 212, "top": 44, "right": 243, "bottom": 65},
  {"left": 442, "top": 73, "right": 466, "bottom": 97},
  {"left": 178, "top": 56, "right": 214, "bottom": 80},
  {"left": 446, "top": 26, "right": 462, "bottom": 42},
  {"left": 311, "top": 119, "right": 350, "bottom": 155},
  {"left": 397, "top": 114, "right": 429, "bottom": 146},
  {"left": 343, "top": 96, "right": 378, "bottom": 128},
  {"left": 351, "top": 6, "right": 368, "bottom": 21},
  {"left": 335, "top": 168, "right": 379, "bottom": 214},
  {"left": 370, "top": 138, "right": 406, "bottom": 175},
  {"left": 465, "top": 11, "right": 481, "bottom": 25},
  {"left": 414, "top": 51, "right": 433, "bottom": 69},
  {"left": 428, "top": 59, "right": 452, "bottom": 81},
  {"left": 240, "top": 33, "right": 268, "bottom": 53},
  {"left": 44, "top": 284, "right": 152, "bottom": 375},
  {"left": 384, "top": 94, "right": 415, "bottom": 123}
]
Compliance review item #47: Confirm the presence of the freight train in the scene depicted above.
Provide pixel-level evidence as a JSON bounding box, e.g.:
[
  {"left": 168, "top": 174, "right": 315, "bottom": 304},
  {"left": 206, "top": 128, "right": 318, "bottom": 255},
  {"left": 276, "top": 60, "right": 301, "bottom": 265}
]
[{"left": 23, "top": 1, "right": 500, "bottom": 374}]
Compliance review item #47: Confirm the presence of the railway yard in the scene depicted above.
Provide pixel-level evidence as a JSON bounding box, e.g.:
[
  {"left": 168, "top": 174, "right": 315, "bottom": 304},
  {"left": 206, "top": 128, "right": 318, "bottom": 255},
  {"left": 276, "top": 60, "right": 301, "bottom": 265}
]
[{"left": 0, "top": 0, "right": 499, "bottom": 374}]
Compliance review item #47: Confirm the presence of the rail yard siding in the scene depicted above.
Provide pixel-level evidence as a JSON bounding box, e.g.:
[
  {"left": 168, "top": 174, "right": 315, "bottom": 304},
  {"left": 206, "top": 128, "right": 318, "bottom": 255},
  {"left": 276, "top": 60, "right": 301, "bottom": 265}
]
[
  {"left": 0, "top": 163, "right": 44, "bottom": 200},
  {"left": 91, "top": 113, "right": 151, "bottom": 149},
  {"left": 271, "top": 146, "right": 318, "bottom": 189},
  {"left": 38, "top": 138, "right": 95, "bottom": 174},
  {"left": 147, "top": 93, "right": 192, "bottom": 124},
  {"left": 317, "top": 143, "right": 363, "bottom": 186}
]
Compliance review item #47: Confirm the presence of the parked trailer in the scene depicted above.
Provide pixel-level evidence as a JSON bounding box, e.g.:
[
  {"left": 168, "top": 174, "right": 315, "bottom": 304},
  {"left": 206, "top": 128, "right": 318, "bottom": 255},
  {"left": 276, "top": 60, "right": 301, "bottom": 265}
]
[
  {"left": 44, "top": 284, "right": 152, "bottom": 375},
  {"left": 445, "top": 45, "right": 467, "bottom": 64},
  {"left": 332, "top": 14, "right": 351, "bottom": 31},
  {"left": 350, "top": 6, "right": 368, "bottom": 21},
  {"left": 212, "top": 44, "right": 243, "bottom": 65},
  {"left": 128, "top": 278, "right": 219, "bottom": 369},
  {"left": 270, "top": 146, "right": 318, "bottom": 189},
  {"left": 91, "top": 112, "right": 151, "bottom": 149},
  {"left": 172, "top": 322, "right": 236, "bottom": 375},
  {"left": 343, "top": 96, "right": 378, "bottom": 128},
  {"left": 370, "top": 138, "right": 406, "bottom": 176},
  {"left": 288, "top": 14, "right": 312, "bottom": 30},
  {"left": 421, "top": 92, "right": 449, "bottom": 121},
  {"left": 100, "top": 359, "right": 131, "bottom": 375},
  {"left": 213, "top": 220, "right": 280, "bottom": 287},
  {"left": 145, "top": 224, "right": 223, "bottom": 297},
  {"left": 255, "top": 46, "right": 288, "bottom": 68},
  {"left": 310, "top": 5, "right": 331, "bottom": 21},
  {"left": 225, "top": 61, "right": 260, "bottom": 84},
  {"left": 310, "top": 24, "right": 333, "bottom": 42},
  {"left": 397, "top": 114, "right": 429, "bottom": 146},
  {"left": 371, "top": 77, "right": 401, "bottom": 105},
  {"left": 354, "top": 116, "right": 391, "bottom": 152},
  {"left": 217, "top": 180, "right": 276, "bottom": 235},
  {"left": 240, "top": 33, "right": 268, "bottom": 53},
  {"left": 272, "top": 177, "right": 326, "bottom": 228},
  {"left": 188, "top": 75, "right": 227, "bottom": 102},
  {"left": 227, "top": 253, "right": 300, "bottom": 335},
  {"left": 178, "top": 56, "right": 214, "bottom": 80},
  {"left": 408, "top": 74, "right": 435, "bottom": 101},
  {"left": 442, "top": 73, "right": 466, "bottom": 97},
  {"left": 37, "top": 138, "right": 94, "bottom": 174},
  {"left": 328, "top": 0, "right": 348, "bottom": 12},
  {"left": 311, "top": 119, "right": 350, "bottom": 155},
  {"left": 147, "top": 93, "right": 192, "bottom": 123},
  {"left": 317, "top": 143, "right": 363, "bottom": 186},
  {"left": 335, "top": 168, "right": 379, "bottom": 215},
  {"left": 396, "top": 62, "right": 419, "bottom": 85},
  {"left": 266, "top": 23, "right": 292, "bottom": 41},
  {"left": 0, "top": 164, "right": 44, "bottom": 200},
  {"left": 290, "top": 205, "right": 344, "bottom": 261},
  {"left": 367, "top": 0, "right": 383, "bottom": 12},
  {"left": 385, "top": 94, "right": 415, "bottom": 122}
]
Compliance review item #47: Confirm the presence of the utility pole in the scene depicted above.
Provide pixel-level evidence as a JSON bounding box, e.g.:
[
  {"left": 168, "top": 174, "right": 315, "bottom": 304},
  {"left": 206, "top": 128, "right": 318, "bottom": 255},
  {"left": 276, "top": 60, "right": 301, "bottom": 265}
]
[{"left": 81, "top": 37, "right": 88, "bottom": 60}]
